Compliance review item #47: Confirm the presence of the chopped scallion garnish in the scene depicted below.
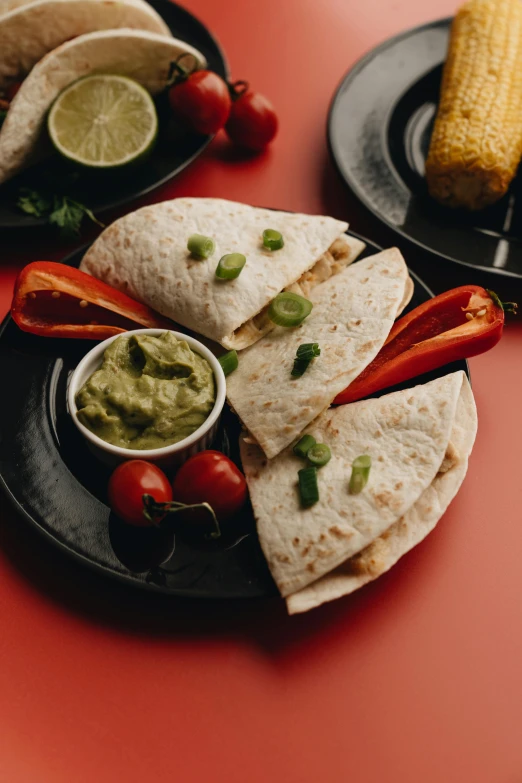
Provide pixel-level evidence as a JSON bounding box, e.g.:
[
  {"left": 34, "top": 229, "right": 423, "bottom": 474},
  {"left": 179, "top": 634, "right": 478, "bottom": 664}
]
[
  {"left": 215, "top": 253, "right": 246, "bottom": 280},
  {"left": 187, "top": 233, "right": 215, "bottom": 259},
  {"left": 268, "top": 292, "right": 313, "bottom": 327},
  {"left": 293, "top": 434, "right": 316, "bottom": 458},
  {"left": 349, "top": 454, "right": 371, "bottom": 494},
  {"left": 218, "top": 350, "right": 238, "bottom": 376},
  {"left": 298, "top": 466, "right": 319, "bottom": 507},
  {"left": 291, "top": 342, "right": 320, "bottom": 377},
  {"left": 263, "top": 229, "right": 284, "bottom": 251},
  {"left": 307, "top": 443, "right": 331, "bottom": 468}
]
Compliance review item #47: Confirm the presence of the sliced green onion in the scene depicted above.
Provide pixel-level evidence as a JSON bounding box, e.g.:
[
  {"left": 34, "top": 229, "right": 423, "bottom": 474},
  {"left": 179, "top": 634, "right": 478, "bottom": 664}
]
[
  {"left": 263, "top": 228, "right": 284, "bottom": 251},
  {"left": 215, "top": 253, "right": 246, "bottom": 280},
  {"left": 298, "top": 466, "right": 319, "bottom": 507},
  {"left": 296, "top": 342, "right": 320, "bottom": 360},
  {"left": 349, "top": 454, "right": 372, "bottom": 495},
  {"left": 187, "top": 233, "right": 215, "bottom": 259},
  {"left": 291, "top": 342, "right": 320, "bottom": 377},
  {"left": 291, "top": 358, "right": 311, "bottom": 377},
  {"left": 307, "top": 443, "right": 331, "bottom": 468},
  {"left": 218, "top": 350, "right": 238, "bottom": 376},
  {"left": 293, "top": 434, "right": 316, "bottom": 458},
  {"left": 268, "top": 292, "right": 313, "bottom": 327}
]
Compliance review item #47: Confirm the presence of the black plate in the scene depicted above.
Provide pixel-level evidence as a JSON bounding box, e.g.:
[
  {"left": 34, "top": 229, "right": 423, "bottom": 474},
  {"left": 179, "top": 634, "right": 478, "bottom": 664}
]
[
  {"left": 328, "top": 18, "right": 522, "bottom": 279},
  {"left": 0, "top": 232, "right": 469, "bottom": 598},
  {"left": 0, "top": 0, "right": 228, "bottom": 229}
]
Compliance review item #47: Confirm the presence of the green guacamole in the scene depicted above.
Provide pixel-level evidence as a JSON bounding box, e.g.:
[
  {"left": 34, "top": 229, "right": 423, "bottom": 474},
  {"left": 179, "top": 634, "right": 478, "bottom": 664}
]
[{"left": 75, "top": 332, "right": 216, "bottom": 450}]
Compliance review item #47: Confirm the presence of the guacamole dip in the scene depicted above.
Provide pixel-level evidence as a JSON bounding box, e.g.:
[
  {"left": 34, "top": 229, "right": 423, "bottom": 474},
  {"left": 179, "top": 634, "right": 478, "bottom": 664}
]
[{"left": 75, "top": 332, "right": 216, "bottom": 450}]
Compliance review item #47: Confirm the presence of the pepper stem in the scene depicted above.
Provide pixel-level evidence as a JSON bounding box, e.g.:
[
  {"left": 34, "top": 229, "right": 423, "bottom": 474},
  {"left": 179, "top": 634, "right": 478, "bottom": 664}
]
[
  {"left": 142, "top": 494, "right": 221, "bottom": 538},
  {"left": 486, "top": 289, "right": 518, "bottom": 315}
]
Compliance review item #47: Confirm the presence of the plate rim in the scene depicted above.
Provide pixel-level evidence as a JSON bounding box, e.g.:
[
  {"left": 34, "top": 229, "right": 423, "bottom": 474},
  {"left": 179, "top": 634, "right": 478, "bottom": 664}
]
[
  {"left": 327, "top": 16, "right": 522, "bottom": 280},
  {"left": 0, "top": 0, "right": 230, "bottom": 230},
  {"left": 0, "top": 231, "right": 470, "bottom": 597}
]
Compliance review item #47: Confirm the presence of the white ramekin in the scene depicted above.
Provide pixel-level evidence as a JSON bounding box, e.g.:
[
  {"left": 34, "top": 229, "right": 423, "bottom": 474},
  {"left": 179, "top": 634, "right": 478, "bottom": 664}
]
[{"left": 67, "top": 328, "right": 226, "bottom": 468}]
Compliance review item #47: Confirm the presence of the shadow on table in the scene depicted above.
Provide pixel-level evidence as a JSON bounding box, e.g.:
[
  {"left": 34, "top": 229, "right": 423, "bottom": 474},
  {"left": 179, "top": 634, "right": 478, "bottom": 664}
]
[{"left": 0, "top": 488, "right": 420, "bottom": 660}]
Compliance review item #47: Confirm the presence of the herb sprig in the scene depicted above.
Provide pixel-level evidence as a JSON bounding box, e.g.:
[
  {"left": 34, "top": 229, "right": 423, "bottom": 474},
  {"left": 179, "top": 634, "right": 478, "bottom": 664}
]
[{"left": 17, "top": 187, "right": 104, "bottom": 238}]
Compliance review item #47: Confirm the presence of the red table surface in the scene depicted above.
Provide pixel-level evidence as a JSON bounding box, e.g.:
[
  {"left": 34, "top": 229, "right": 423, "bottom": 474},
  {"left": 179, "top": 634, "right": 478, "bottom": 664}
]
[{"left": 2, "top": 1, "right": 522, "bottom": 781}]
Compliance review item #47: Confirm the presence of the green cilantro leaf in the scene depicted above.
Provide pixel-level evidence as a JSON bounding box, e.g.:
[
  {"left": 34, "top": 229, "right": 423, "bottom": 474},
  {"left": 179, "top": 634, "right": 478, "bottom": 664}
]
[
  {"left": 16, "top": 188, "right": 104, "bottom": 237},
  {"left": 17, "top": 187, "right": 52, "bottom": 217},
  {"left": 48, "top": 196, "right": 104, "bottom": 238}
]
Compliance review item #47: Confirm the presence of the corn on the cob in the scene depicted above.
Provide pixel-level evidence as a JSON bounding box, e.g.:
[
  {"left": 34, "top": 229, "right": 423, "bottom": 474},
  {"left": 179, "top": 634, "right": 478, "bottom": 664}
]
[{"left": 425, "top": 0, "right": 522, "bottom": 210}]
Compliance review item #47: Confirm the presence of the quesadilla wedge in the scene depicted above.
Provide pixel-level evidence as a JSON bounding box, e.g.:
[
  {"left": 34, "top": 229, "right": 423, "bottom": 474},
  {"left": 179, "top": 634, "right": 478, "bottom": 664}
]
[
  {"left": 0, "top": 30, "right": 205, "bottom": 185},
  {"left": 240, "top": 371, "right": 476, "bottom": 612},
  {"left": 0, "top": 0, "right": 170, "bottom": 89},
  {"left": 227, "top": 248, "right": 410, "bottom": 458},
  {"left": 80, "top": 198, "right": 366, "bottom": 349}
]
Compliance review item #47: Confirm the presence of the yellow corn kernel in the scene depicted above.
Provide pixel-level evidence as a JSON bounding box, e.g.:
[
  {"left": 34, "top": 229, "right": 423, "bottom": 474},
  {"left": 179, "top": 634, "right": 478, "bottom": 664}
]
[{"left": 425, "top": 0, "right": 522, "bottom": 210}]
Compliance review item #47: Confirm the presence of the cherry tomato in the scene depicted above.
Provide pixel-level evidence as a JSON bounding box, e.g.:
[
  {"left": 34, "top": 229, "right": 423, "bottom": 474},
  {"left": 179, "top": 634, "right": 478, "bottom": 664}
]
[
  {"left": 169, "top": 70, "right": 231, "bottom": 135},
  {"left": 225, "top": 88, "right": 278, "bottom": 150},
  {"left": 5, "top": 82, "right": 22, "bottom": 102},
  {"left": 108, "top": 460, "right": 172, "bottom": 527},
  {"left": 172, "top": 450, "right": 247, "bottom": 521}
]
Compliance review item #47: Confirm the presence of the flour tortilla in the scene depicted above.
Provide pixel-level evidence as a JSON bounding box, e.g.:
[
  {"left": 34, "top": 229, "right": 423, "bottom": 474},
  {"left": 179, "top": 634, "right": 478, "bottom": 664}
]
[
  {"left": 0, "top": 0, "right": 33, "bottom": 15},
  {"left": 80, "top": 198, "right": 365, "bottom": 349},
  {"left": 240, "top": 371, "right": 476, "bottom": 609},
  {"left": 0, "top": 0, "right": 170, "bottom": 88},
  {"left": 227, "top": 248, "right": 409, "bottom": 458},
  {"left": 286, "top": 373, "right": 477, "bottom": 612},
  {"left": 0, "top": 30, "right": 205, "bottom": 185}
]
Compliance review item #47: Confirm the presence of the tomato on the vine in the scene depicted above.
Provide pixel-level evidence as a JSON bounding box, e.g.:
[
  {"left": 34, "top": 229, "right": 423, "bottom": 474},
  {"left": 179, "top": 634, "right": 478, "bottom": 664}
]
[
  {"left": 225, "top": 83, "right": 278, "bottom": 150},
  {"left": 108, "top": 460, "right": 172, "bottom": 527},
  {"left": 169, "top": 69, "right": 231, "bottom": 135},
  {"left": 172, "top": 451, "right": 247, "bottom": 521}
]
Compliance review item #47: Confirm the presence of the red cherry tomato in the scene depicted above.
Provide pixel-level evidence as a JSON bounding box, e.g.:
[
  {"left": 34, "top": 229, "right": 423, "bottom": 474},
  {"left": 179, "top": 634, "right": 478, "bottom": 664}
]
[
  {"left": 169, "top": 70, "right": 231, "bottom": 135},
  {"left": 108, "top": 460, "right": 172, "bottom": 527},
  {"left": 172, "top": 450, "right": 247, "bottom": 521},
  {"left": 225, "top": 88, "right": 278, "bottom": 150},
  {"left": 5, "top": 81, "right": 22, "bottom": 101}
]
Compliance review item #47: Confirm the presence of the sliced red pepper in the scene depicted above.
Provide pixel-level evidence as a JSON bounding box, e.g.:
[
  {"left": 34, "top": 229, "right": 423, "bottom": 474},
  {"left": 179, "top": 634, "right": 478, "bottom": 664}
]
[
  {"left": 333, "top": 285, "right": 517, "bottom": 405},
  {"left": 11, "top": 261, "right": 173, "bottom": 340}
]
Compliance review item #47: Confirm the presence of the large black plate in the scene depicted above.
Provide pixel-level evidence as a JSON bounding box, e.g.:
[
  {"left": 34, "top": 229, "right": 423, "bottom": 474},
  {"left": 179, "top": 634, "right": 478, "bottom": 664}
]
[
  {"left": 0, "top": 0, "right": 228, "bottom": 229},
  {"left": 0, "top": 232, "right": 469, "bottom": 598},
  {"left": 328, "top": 18, "right": 522, "bottom": 279}
]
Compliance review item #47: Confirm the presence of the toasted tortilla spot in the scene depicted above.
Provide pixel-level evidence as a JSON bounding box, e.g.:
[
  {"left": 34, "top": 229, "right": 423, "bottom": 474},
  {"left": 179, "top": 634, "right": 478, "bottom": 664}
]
[
  {"left": 329, "top": 525, "right": 352, "bottom": 540},
  {"left": 373, "top": 491, "right": 394, "bottom": 509}
]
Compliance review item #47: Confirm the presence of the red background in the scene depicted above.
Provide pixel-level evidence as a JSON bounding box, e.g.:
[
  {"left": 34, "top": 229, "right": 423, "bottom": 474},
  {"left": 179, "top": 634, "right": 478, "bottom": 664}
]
[{"left": 2, "top": 1, "right": 522, "bottom": 781}]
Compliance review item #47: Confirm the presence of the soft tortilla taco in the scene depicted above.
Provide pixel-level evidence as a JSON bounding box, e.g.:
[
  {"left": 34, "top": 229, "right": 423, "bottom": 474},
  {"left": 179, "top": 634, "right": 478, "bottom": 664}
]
[
  {"left": 240, "top": 371, "right": 477, "bottom": 613},
  {"left": 226, "top": 248, "right": 411, "bottom": 458},
  {"left": 0, "top": 29, "right": 206, "bottom": 185},
  {"left": 0, "top": 0, "right": 170, "bottom": 88},
  {"left": 80, "top": 198, "right": 366, "bottom": 349}
]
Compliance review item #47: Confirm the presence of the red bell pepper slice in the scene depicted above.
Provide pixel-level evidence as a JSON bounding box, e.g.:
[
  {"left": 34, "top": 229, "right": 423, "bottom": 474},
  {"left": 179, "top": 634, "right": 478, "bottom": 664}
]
[
  {"left": 333, "top": 285, "right": 517, "bottom": 405},
  {"left": 11, "top": 261, "right": 173, "bottom": 340}
]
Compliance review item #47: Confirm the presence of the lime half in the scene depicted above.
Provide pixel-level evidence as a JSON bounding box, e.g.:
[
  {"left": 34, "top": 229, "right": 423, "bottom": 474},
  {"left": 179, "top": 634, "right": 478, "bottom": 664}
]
[{"left": 48, "top": 74, "right": 158, "bottom": 169}]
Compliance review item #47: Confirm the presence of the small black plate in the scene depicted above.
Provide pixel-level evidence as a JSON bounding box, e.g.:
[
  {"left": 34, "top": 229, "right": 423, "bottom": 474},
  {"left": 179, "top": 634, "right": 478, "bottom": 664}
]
[
  {"left": 328, "top": 18, "right": 522, "bottom": 279},
  {"left": 0, "top": 0, "right": 228, "bottom": 230},
  {"left": 0, "top": 232, "right": 469, "bottom": 598}
]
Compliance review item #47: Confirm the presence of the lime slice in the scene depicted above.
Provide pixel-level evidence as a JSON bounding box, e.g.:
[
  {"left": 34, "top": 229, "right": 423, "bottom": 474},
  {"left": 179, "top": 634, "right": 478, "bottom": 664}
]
[{"left": 48, "top": 75, "right": 158, "bottom": 169}]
